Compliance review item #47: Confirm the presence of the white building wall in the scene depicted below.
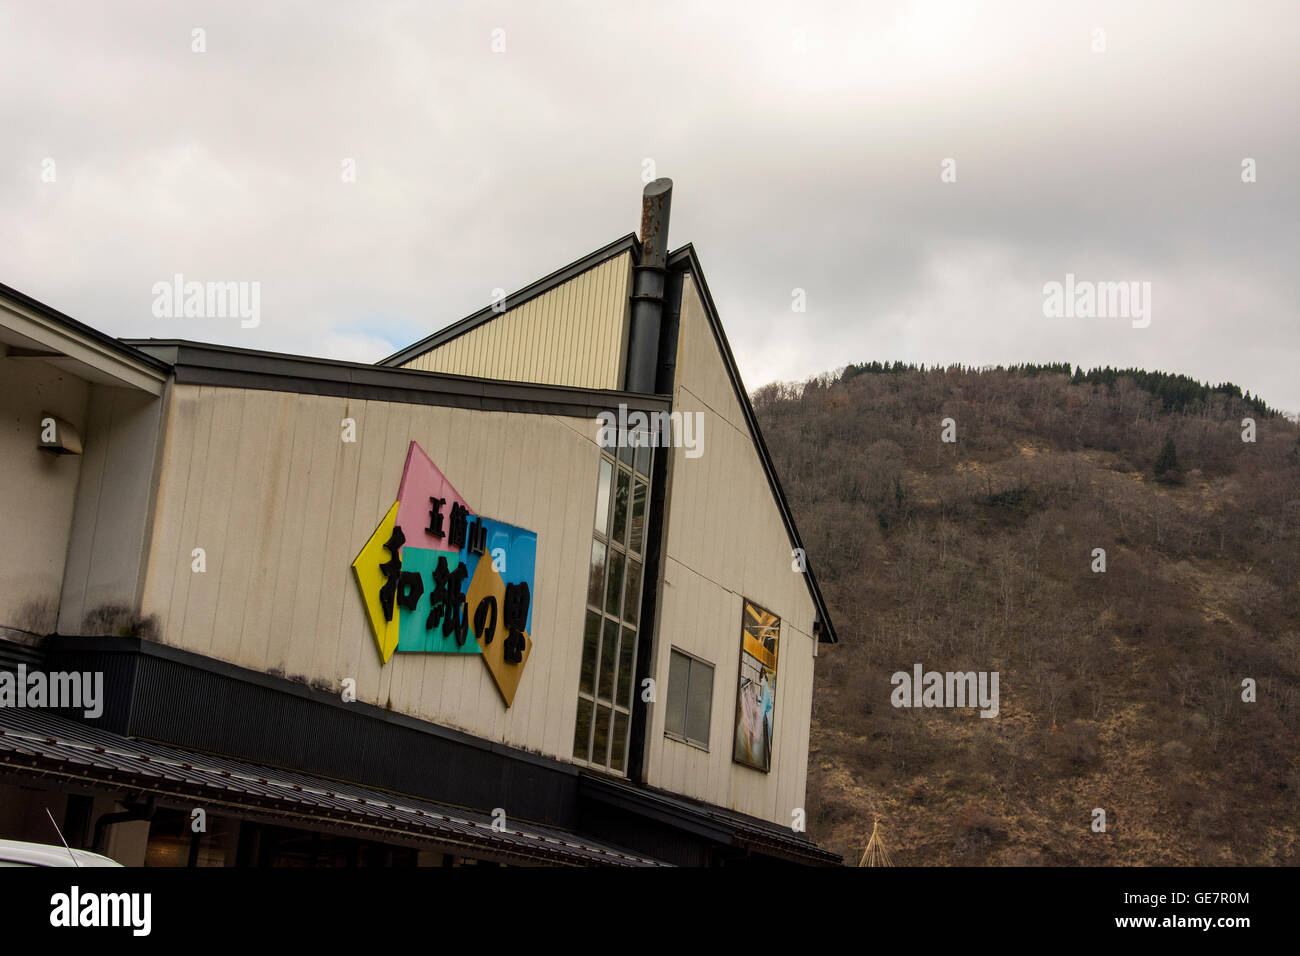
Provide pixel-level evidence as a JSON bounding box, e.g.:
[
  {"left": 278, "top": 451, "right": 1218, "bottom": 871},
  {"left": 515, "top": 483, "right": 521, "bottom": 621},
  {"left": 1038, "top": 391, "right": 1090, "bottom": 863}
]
[
  {"left": 643, "top": 273, "right": 817, "bottom": 827},
  {"left": 138, "top": 384, "right": 604, "bottom": 763},
  {"left": 0, "top": 358, "right": 88, "bottom": 634}
]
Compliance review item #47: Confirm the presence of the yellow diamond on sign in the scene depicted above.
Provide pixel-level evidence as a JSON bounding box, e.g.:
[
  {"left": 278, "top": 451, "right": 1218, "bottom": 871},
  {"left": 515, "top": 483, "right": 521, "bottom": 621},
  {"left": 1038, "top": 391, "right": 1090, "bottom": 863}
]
[
  {"left": 467, "top": 554, "right": 532, "bottom": 708},
  {"left": 352, "top": 501, "right": 402, "bottom": 664}
]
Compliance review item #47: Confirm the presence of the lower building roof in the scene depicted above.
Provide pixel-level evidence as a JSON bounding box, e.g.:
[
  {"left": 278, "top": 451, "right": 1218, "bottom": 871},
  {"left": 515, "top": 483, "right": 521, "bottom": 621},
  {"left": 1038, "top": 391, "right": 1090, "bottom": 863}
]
[{"left": 0, "top": 708, "right": 667, "bottom": 867}]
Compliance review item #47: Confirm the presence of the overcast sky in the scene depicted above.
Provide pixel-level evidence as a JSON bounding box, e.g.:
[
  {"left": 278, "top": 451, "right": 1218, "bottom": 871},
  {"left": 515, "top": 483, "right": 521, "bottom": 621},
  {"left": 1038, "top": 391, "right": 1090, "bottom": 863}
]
[{"left": 4, "top": 1, "right": 1297, "bottom": 412}]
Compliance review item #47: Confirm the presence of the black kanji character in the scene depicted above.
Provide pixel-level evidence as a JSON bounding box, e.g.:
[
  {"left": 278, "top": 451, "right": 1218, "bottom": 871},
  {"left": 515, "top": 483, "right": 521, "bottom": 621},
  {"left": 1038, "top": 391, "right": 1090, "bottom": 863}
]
[
  {"left": 396, "top": 570, "right": 424, "bottom": 611},
  {"left": 427, "top": 555, "right": 470, "bottom": 646},
  {"left": 473, "top": 595, "right": 498, "bottom": 646},
  {"left": 425, "top": 497, "right": 446, "bottom": 538},
  {"left": 377, "top": 526, "right": 406, "bottom": 621},
  {"left": 502, "top": 581, "right": 530, "bottom": 663},
  {"left": 448, "top": 502, "right": 469, "bottom": 550},
  {"left": 467, "top": 519, "right": 487, "bottom": 556}
]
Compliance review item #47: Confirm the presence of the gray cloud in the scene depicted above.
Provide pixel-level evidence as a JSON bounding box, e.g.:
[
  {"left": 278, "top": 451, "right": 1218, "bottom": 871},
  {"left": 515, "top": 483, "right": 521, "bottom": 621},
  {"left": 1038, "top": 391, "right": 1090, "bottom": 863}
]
[{"left": 3, "top": 0, "right": 1296, "bottom": 409}]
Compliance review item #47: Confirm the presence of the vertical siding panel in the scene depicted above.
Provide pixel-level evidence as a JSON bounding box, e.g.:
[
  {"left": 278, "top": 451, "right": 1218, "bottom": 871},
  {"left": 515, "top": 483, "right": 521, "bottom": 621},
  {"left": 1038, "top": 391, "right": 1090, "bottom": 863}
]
[
  {"left": 497, "top": 307, "right": 511, "bottom": 379},
  {"left": 541, "top": 420, "right": 587, "bottom": 759},
  {"left": 283, "top": 396, "right": 344, "bottom": 682},
  {"left": 535, "top": 286, "right": 552, "bottom": 385},
  {"left": 550, "top": 278, "right": 572, "bottom": 386},
  {"left": 787, "top": 631, "right": 812, "bottom": 822},
  {"left": 645, "top": 560, "right": 667, "bottom": 778},
  {"left": 500, "top": 312, "right": 512, "bottom": 376},
  {"left": 605, "top": 259, "right": 620, "bottom": 386},
  {"left": 236, "top": 392, "right": 298, "bottom": 673},
  {"left": 490, "top": 308, "right": 505, "bottom": 379},
  {"left": 600, "top": 258, "right": 616, "bottom": 386},
  {"left": 517, "top": 300, "right": 532, "bottom": 383},
  {"left": 185, "top": 387, "right": 245, "bottom": 657},
  {"left": 444, "top": 336, "right": 457, "bottom": 376},
  {"left": 594, "top": 258, "right": 611, "bottom": 385},
  {"left": 241, "top": 391, "right": 296, "bottom": 669},
  {"left": 785, "top": 634, "right": 806, "bottom": 822},
  {"left": 263, "top": 393, "right": 315, "bottom": 676},
  {"left": 164, "top": 387, "right": 216, "bottom": 649},
  {"left": 603, "top": 258, "right": 621, "bottom": 386},
  {"left": 528, "top": 297, "right": 544, "bottom": 384},
  {"left": 714, "top": 581, "right": 734, "bottom": 808},
  {"left": 559, "top": 276, "right": 576, "bottom": 387},
  {"left": 519, "top": 299, "right": 534, "bottom": 384},
  {"left": 346, "top": 399, "right": 392, "bottom": 709},
  {"left": 141, "top": 390, "right": 192, "bottom": 639},
  {"left": 577, "top": 264, "right": 596, "bottom": 388},
  {"left": 552, "top": 279, "right": 569, "bottom": 386},
  {"left": 309, "top": 396, "right": 366, "bottom": 695},
  {"left": 209, "top": 390, "right": 275, "bottom": 665},
  {"left": 509, "top": 412, "right": 548, "bottom": 745},
  {"left": 570, "top": 276, "right": 590, "bottom": 389}
]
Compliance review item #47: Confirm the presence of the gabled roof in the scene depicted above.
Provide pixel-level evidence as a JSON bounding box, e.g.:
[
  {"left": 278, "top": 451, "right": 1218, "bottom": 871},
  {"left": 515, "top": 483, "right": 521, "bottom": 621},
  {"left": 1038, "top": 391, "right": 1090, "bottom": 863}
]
[
  {"left": 374, "top": 237, "right": 840, "bottom": 644},
  {"left": 379, "top": 233, "right": 641, "bottom": 368},
  {"left": 665, "top": 244, "right": 838, "bottom": 644}
]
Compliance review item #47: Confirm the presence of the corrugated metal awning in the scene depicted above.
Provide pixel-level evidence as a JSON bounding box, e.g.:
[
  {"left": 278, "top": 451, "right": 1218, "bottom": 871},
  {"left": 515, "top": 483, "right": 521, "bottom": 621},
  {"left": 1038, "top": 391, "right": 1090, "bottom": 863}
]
[{"left": 0, "top": 709, "right": 668, "bottom": 867}]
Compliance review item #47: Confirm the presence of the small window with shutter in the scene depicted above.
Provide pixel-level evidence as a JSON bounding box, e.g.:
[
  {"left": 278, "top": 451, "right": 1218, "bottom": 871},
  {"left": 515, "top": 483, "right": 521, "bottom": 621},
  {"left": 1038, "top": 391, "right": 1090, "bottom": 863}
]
[{"left": 664, "top": 648, "right": 714, "bottom": 749}]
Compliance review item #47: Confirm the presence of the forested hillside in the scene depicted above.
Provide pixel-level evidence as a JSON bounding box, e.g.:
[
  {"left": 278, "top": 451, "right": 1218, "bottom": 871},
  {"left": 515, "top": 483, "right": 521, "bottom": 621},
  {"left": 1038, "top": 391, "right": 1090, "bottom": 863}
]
[{"left": 755, "top": 364, "right": 1300, "bottom": 865}]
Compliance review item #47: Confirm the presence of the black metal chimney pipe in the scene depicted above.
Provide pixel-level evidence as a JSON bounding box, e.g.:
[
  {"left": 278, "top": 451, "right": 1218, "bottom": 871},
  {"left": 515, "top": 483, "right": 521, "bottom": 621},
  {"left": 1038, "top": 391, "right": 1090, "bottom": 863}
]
[{"left": 625, "top": 178, "right": 673, "bottom": 394}]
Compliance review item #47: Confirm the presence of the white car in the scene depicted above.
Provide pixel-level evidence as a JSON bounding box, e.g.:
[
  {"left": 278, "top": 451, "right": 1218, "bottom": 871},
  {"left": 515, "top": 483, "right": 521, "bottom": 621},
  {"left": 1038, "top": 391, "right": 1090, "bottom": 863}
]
[{"left": 0, "top": 839, "right": 123, "bottom": 867}]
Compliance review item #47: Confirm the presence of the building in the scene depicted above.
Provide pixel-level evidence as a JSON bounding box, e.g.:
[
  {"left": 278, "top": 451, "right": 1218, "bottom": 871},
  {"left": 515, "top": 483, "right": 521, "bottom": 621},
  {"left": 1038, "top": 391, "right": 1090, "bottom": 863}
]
[{"left": 0, "top": 180, "right": 840, "bottom": 866}]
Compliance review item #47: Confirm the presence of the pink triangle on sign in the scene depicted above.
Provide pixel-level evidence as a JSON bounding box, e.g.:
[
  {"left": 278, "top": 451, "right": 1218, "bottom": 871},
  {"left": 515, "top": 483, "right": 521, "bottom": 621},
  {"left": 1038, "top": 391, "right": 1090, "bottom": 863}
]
[{"left": 394, "top": 441, "right": 474, "bottom": 552}]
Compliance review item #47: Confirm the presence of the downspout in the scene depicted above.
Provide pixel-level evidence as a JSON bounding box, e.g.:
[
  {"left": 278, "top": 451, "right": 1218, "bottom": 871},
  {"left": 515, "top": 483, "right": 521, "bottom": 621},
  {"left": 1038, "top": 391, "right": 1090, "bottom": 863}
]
[
  {"left": 626, "top": 180, "right": 680, "bottom": 782},
  {"left": 93, "top": 794, "right": 155, "bottom": 854}
]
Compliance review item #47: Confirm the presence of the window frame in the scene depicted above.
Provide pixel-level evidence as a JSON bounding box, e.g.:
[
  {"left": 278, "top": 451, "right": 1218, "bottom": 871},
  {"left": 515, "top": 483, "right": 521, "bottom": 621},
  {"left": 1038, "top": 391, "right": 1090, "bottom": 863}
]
[
  {"left": 663, "top": 646, "right": 715, "bottom": 752},
  {"left": 572, "top": 440, "right": 653, "bottom": 775}
]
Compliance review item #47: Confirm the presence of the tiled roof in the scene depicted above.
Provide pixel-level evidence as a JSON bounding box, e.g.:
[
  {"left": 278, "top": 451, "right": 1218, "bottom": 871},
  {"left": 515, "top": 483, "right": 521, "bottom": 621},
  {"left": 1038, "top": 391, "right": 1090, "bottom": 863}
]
[{"left": 0, "top": 708, "right": 668, "bottom": 867}]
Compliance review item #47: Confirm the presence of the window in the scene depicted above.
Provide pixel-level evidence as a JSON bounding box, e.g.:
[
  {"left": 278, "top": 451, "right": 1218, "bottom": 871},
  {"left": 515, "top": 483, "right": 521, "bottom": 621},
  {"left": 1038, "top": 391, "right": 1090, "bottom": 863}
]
[
  {"left": 664, "top": 648, "right": 714, "bottom": 749},
  {"left": 573, "top": 437, "right": 652, "bottom": 774}
]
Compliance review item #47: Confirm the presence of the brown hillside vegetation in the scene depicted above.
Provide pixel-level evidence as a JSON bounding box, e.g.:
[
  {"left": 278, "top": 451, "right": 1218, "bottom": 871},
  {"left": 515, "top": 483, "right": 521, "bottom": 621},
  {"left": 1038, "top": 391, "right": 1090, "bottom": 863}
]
[{"left": 754, "top": 365, "right": 1300, "bottom": 866}]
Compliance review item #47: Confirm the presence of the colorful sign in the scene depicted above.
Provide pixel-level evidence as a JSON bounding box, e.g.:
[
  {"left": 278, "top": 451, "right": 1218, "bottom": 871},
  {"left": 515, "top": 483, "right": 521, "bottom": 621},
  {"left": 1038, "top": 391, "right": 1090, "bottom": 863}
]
[
  {"left": 352, "top": 441, "right": 537, "bottom": 707},
  {"left": 733, "top": 599, "right": 779, "bottom": 772}
]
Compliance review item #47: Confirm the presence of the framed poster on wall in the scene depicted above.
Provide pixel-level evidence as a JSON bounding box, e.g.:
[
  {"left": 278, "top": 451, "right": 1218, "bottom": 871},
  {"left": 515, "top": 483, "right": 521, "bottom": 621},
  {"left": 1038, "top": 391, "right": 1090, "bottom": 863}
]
[{"left": 733, "top": 599, "right": 780, "bottom": 772}]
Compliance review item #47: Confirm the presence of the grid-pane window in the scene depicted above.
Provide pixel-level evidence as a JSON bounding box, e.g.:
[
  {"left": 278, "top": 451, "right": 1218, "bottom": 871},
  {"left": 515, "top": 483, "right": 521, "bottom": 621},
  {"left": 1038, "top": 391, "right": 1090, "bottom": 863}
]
[
  {"left": 573, "top": 439, "right": 652, "bottom": 774},
  {"left": 664, "top": 648, "right": 714, "bottom": 749}
]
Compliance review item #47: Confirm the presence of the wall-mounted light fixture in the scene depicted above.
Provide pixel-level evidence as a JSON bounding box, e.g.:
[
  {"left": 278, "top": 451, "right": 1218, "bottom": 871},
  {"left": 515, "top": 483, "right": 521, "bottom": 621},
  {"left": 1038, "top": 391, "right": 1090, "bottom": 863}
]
[{"left": 38, "top": 412, "right": 82, "bottom": 456}]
